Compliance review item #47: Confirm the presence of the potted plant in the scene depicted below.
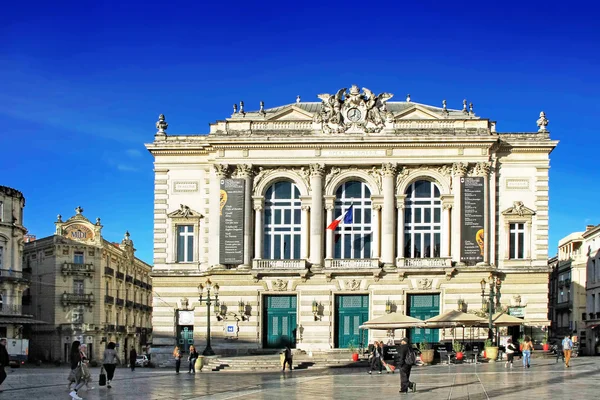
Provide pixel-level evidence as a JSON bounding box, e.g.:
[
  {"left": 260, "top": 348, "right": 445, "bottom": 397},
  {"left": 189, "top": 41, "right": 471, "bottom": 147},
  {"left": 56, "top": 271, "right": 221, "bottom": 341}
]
[
  {"left": 542, "top": 333, "right": 550, "bottom": 351},
  {"left": 452, "top": 341, "right": 464, "bottom": 361},
  {"left": 348, "top": 339, "right": 359, "bottom": 361},
  {"left": 485, "top": 338, "right": 498, "bottom": 362},
  {"left": 419, "top": 340, "right": 434, "bottom": 364}
]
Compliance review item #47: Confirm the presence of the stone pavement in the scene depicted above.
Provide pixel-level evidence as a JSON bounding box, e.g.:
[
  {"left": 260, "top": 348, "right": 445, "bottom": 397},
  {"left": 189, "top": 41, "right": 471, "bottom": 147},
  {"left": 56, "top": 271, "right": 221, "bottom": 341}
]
[{"left": 1, "top": 356, "right": 599, "bottom": 399}]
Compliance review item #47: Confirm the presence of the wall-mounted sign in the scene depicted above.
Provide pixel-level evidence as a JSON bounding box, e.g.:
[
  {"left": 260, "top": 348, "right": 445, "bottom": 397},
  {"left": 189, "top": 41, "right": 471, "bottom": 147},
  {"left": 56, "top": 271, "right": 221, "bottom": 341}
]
[
  {"left": 178, "top": 310, "right": 194, "bottom": 326},
  {"left": 460, "top": 177, "right": 484, "bottom": 265},
  {"left": 224, "top": 322, "right": 238, "bottom": 337},
  {"left": 219, "top": 179, "right": 245, "bottom": 265},
  {"left": 508, "top": 307, "right": 525, "bottom": 318},
  {"left": 63, "top": 224, "right": 94, "bottom": 241}
]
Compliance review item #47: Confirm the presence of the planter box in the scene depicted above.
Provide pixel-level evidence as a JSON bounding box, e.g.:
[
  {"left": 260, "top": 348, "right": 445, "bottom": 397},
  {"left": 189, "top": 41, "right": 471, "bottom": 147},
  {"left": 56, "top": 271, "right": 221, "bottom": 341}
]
[{"left": 485, "top": 347, "right": 499, "bottom": 362}]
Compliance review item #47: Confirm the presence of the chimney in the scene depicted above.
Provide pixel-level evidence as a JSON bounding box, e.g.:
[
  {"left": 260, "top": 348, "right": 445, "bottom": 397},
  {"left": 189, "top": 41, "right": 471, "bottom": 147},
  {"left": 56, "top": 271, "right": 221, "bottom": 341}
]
[{"left": 586, "top": 225, "right": 596, "bottom": 232}]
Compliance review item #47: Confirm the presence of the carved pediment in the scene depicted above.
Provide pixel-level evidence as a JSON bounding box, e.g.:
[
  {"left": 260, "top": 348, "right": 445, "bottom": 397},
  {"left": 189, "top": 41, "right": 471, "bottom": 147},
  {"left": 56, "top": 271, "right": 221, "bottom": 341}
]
[
  {"left": 501, "top": 201, "right": 535, "bottom": 217},
  {"left": 168, "top": 204, "right": 204, "bottom": 219},
  {"left": 267, "top": 105, "right": 314, "bottom": 121},
  {"left": 394, "top": 105, "right": 442, "bottom": 120}
]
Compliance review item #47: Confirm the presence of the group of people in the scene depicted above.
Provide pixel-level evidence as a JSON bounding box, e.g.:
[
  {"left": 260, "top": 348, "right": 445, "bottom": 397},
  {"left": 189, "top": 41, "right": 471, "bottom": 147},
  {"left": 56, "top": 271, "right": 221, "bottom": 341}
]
[
  {"left": 367, "top": 337, "right": 417, "bottom": 394},
  {"left": 173, "top": 345, "right": 199, "bottom": 374},
  {"left": 66, "top": 340, "right": 140, "bottom": 400}
]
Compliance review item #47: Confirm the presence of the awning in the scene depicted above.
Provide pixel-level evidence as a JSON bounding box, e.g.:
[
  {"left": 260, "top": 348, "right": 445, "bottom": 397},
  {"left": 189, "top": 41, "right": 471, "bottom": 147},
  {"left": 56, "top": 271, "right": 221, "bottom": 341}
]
[
  {"left": 525, "top": 319, "right": 551, "bottom": 327},
  {"left": 0, "top": 316, "right": 48, "bottom": 325}
]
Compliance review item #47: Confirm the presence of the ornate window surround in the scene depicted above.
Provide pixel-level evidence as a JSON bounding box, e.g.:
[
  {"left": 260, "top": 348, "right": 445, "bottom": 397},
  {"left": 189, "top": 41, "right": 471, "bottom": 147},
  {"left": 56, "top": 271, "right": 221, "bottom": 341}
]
[
  {"left": 501, "top": 201, "right": 535, "bottom": 261},
  {"left": 167, "top": 205, "right": 204, "bottom": 264}
]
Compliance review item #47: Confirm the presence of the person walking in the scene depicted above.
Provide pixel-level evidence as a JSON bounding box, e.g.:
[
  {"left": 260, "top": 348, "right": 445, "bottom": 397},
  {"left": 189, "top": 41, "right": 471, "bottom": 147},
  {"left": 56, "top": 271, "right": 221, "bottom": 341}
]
[
  {"left": 130, "top": 347, "right": 137, "bottom": 372},
  {"left": 0, "top": 338, "right": 10, "bottom": 392},
  {"left": 397, "top": 337, "right": 416, "bottom": 394},
  {"left": 521, "top": 335, "right": 534, "bottom": 368},
  {"left": 505, "top": 338, "right": 517, "bottom": 368},
  {"left": 68, "top": 340, "right": 85, "bottom": 400},
  {"left": 102, "top": 342, "right": 121, "bottom": 389},
  {"left": 79, "top": 344, "right": 93, "bottom": 390},
  {"left": 282, "top": 345, "right": 293, "bottom": 371},
  {"left": 562, "top": 335, "right": 573, "bottom": 368},
  {"left": 188, "top": 345, "right": 199, "bottom": 374},
  {"left": 368, "top": 341, "right": 383, "bottom": 374},
  {"left": 173, "top": 346, "right": 182, "bottom": 374}
]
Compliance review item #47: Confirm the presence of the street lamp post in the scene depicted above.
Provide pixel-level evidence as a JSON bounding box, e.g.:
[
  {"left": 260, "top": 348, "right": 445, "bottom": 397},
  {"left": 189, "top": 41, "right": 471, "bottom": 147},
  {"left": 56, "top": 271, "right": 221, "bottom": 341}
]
[
  {"left": 198, "top": 279, "right": 219, "bottom": 356},
  {"left": 480, "top": 275, "right": 502, "bottom": 341}
]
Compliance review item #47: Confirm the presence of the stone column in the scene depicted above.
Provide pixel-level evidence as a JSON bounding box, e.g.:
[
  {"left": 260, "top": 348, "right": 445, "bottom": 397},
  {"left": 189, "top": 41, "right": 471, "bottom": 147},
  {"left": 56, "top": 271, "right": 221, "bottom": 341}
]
[
  {"left": 381, "top": 163, "right": 397, "bottom": 267},
  {"left": 489, "top": 162, "right": 497, "bottom": 265},
  {"left": 309, "top": 164, "right": 325, "bottom": 268},
  {"left": 451, "top": 163, "right": 468, "bottom": 265},
  {"left": 396, "top": 195, "right": 406, "bottom": 262},
  {"left": 441, "top": 199, "right": 453, "bottom": 258},
  {"left": 526, "top": 221, "right": 532, "bottom": 259},
  {"left": 504, "top": 222, "right": 511, "bottom": 259},
  {"left": 301, "top": 204, "right": 310, "bottom": 260},
  {"left": 476, "top": 162, "right": 492, "bottom": 266},
  {"left": 235, "top": 164, "right": 254, "bottom": 270},
  {"left": 253, "top": 197, "right": 264, "bottom": 261},
  {"left": 212, "top": 164, "right": 230, "bottom": 269},
  {"left": 372, "top": 204, "right": 382, "bottom": 259},
  {"left": 324, "top": 196, "right": 336, "bottom": 260}
]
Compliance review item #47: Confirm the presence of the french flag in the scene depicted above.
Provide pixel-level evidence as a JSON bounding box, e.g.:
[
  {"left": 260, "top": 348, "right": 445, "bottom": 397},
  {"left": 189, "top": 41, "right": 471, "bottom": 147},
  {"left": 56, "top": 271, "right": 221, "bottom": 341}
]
[{"left": 327, "top": 206, "right": 353, "bottom": 230}]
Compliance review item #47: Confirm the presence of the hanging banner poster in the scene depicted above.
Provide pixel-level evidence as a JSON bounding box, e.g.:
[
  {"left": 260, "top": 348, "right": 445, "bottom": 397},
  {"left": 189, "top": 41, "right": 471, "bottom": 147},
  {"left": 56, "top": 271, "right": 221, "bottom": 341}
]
[
  {"left": 461, "top": 176, "right": 485, "bottom": 265},
  {"left": 219, "top": 179, "right": 245, "bottom": 264}
]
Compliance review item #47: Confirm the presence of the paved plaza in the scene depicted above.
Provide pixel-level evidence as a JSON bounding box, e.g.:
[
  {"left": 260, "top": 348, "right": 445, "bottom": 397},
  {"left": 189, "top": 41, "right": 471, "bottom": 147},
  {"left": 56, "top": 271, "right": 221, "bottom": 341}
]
[{"left": 1, "top": 356, "right": 599, "bottom": 399}]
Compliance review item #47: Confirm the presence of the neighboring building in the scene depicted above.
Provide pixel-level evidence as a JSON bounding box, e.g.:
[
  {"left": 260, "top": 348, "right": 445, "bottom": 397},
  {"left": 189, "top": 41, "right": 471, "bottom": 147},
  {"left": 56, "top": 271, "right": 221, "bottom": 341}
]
[
  {"left": 583, "top": 224, "right": 600, "bottom": 355},
  {"left": 146, "top": 85, "right": 557, "bottom": 363},
  {"left": 548, "top": 255, "right": 559, "bottom": 339},
  {"left": 24, "top": 207, "right": 153, "bottom": 362},
  {"left": 0, "top": 185, "right": 33, "bottom": 338},
  {"left": 551, "top": 231, "right": 587, "bottom": 348}
]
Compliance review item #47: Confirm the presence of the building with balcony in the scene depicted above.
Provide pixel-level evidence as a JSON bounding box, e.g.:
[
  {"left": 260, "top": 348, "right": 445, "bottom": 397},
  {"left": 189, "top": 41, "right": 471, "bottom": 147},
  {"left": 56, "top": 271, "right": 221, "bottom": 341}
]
[
  {"left": 146, "top": 85, "right": 557, "bottom": 363},
  {"left": 0, "top": 185, "right": 36, "bottom": 338},
  {"left": 23, "top": 207, "right": 153, "bottom": 362},
  {"left": 583, "top": 224, "right": 600, "bottom": 355},
  {"left": 550, "top": 230, "right": 588, "bottom": 347}
]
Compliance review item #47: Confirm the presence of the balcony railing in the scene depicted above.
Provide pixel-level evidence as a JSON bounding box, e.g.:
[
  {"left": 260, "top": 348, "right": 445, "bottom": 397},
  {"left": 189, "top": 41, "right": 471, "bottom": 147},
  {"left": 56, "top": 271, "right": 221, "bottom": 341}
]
[
  {"left": 117, "top": 325, "right": 126, "bottom": 333},
  {"left": 589, "top": 312, "right": 594, "bottom": 319},
  {"left": 116, "top": 298, "right": 124, "bottom": 307},
  {"left": 126, "top": 300, "right": 133, "bottom": 308},
  {"left": 106, "top": 324, "right": 115, "bottom": 332},
  {"left": 126, "top": 326, "right": 136, "bottom": 334},
  {"left": 104, "top": 295, "right": 114, "bottom": 305},
  {"left": 324, "top": 259, "right": 380, "bottom": 269},
  {"left": 0, "top": 304, "right": 23, "bottom": 315},
  {"left": 0, "top": 268, "right": 31, "bottom": 282},
  {"left": 104, "top": 267, "right": 114, "bottom": 277},
  {"left": 61, "top": 292, "right": 95, "bottom": 307},
  {"left": 62, "top": 262, "right": 95, "bottom": 277},
  {"left": 252, "top": 259, "right": 307, "bottom": 269},
  {"left": 596, "top": 312, "right": 600, "bottom": 319},
  {"left": 133, "top": 302, "right": 141, "bottom": 310},
  {"left": 134, "top": 279, "right": 141, "bottom": 287},
  {"left": 398, "top": 257, "right": 453, "bottom": 268},
  {"left": 125, "top": 275, "right": 133, "bottom": 283},
  {"left": 116, "top": 272, "right": 125, "bottom": 280}
]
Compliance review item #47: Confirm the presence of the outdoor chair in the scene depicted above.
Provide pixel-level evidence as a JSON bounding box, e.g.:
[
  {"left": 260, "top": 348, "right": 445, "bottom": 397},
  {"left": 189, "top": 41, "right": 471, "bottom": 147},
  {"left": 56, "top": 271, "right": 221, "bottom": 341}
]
[{"left": 438, "top": 349, "right": 454, "bottom": 365}]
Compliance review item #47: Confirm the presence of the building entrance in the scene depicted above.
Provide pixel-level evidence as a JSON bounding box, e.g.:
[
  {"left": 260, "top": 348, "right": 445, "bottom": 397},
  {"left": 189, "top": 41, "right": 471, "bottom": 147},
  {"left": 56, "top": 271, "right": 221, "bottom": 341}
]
[
  {"left": 177, "top": 325, "right": 194, "bottom": 353},
  {"left": 263, "top": 295, "right": 297, "bottom": 349},
  {"left": 335, "top": 295, "right": 369, "bottom": 349},
  {"left": 407, "top": 294, "right": 440, "bottom": 343}
]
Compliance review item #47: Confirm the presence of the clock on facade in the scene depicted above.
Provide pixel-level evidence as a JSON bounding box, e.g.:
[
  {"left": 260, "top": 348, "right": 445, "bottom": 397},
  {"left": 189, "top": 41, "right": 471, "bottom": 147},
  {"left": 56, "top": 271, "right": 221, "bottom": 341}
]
[
  {"left": 347, "top": 108, "right": 361, "bottom": 122},
  {"left": 178, "top": 310, "right": 194, "bottom": 325}
]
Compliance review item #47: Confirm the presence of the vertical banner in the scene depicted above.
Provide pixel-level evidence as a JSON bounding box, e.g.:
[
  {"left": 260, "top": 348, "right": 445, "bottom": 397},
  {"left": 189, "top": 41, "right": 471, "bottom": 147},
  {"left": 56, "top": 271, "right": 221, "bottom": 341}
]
[
  {"left": 219, "top": 179, "right": 245, "bottom": 265},
  {"left": 461, "top": 176, "right": 485, "bottom": 265}
]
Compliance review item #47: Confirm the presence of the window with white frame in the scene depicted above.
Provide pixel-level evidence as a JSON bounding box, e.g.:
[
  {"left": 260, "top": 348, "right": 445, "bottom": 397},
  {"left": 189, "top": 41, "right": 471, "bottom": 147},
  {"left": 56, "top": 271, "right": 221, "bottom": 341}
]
[
  {"left": 333, "top": 181, "right": 372, "bottom": 259},
  {"left": 509, "top": 223, "right": 525, "bottom": 259},
  {"left": 263, "top": 181, "right": 301, "bottom": 259},
  {"left": 73, "top": 279, "right": 84, "bottom": 295},
  {"left": 403, "top": 180, "right": 441, "bottom": 258},
  {"left": 176, "top": 225, "right": 194, "bottom": 262},
  {"left": 74, "top": 251, "right": 84, "bottom": 264}
]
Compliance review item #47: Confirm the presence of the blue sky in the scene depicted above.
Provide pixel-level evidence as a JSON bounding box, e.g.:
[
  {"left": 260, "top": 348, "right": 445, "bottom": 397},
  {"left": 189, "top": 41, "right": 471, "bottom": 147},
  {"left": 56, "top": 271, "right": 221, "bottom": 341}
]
[{"left": 1, "top": 1, "right": 598, "bottom": 264}]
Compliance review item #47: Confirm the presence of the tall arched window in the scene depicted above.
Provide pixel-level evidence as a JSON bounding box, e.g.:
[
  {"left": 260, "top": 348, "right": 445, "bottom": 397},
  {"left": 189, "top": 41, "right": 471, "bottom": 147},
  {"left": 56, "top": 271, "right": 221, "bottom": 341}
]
[
  {"left": 333, "top": 181, "right": 372, "bottom": 259},
  {"left": 263, "top": 181, "right": 301, "bottom": 259},
  {"left": 404, "top": 180, "right": 442, "bottom": 258}
]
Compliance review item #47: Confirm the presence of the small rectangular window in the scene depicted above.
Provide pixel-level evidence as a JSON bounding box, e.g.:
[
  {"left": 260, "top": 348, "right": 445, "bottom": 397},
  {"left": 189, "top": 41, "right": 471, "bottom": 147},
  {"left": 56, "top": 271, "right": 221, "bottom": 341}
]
[
  {"left": 74, "top": 251, "right": 84, "bottom": 264},
  {"left": 73, "top": 279, "right": 84, "bottom": 294}
]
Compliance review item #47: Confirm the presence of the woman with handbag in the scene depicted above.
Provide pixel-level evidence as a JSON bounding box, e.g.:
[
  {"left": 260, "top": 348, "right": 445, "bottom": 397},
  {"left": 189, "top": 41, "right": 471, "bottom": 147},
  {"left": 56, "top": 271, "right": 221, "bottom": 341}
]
[
  {"left": 102, "top": 342, "right": 121, "bottom": 389},
  {"left": 68, "top": 340, "right": 85, "bottom": 400}
]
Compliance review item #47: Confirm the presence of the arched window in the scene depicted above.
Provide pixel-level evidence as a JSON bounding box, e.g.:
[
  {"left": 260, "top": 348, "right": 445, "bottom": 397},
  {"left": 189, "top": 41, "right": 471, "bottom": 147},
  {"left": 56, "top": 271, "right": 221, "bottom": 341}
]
[
  {"left": 333, "top": 181, "right": 372, "bottom": 259},
  {"left": 404, "top": 180, "right": 442, "bottom": 258},
  {"left": 263, "top": 181, "right": 301, "bottom": 259}
]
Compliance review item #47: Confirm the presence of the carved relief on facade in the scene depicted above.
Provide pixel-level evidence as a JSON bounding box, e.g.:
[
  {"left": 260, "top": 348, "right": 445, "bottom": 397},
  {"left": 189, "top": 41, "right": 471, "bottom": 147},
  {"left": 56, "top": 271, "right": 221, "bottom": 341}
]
[
  {"left": 214, "top": 164, "right": 231, "bottom": 178},
  {"left": 324, "top": 166, "right": 342, "bottom": 189},
  {"left": 272, "top": 279, "right": 288, "bottom": 291},
  {"left": 233, "top": 164, "right": 254, "bottom": 178},
  {"left": 346, "top": 279, "right": 361, "bottom": 291},
  {"left": 470, "top": 162, "right": 492, "bottom": 177},
  {"left": 451, "top": 162, "right": 469, "bottom": 177},
  {"left": 252, "top": 166, "right": 311, "bottom": 196},
  {"left": 416, "top": 278, "right": 433, "bottom": 290}
]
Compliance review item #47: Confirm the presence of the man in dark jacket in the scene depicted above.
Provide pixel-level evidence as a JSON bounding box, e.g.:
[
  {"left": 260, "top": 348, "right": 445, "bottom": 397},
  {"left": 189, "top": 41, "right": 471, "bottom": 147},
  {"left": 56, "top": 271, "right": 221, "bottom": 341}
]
[
  {"left": 397, "top": 337, "right": 416, "bottom": 394},
  {"left": 282, "top": 345, "right": 293, "bottom": 371},
  {"left": 0, "top": 338, "right": 9, "bottom": 388},
  {"left": 129, "top": 347, "right": 137, "bottom": 371}
]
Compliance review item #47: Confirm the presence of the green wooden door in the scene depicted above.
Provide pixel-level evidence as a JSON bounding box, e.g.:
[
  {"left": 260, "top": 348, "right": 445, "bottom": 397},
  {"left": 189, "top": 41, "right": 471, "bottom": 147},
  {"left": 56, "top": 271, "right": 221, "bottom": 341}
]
[
  {"left": 264, "top": 295, "right": 297, "bottom": 349},
  {"left": 407, "top": 294, "right": 440, "bottom": 343},
  {"left": 336, "top": 295, "right": 369, "bottom": 348}
]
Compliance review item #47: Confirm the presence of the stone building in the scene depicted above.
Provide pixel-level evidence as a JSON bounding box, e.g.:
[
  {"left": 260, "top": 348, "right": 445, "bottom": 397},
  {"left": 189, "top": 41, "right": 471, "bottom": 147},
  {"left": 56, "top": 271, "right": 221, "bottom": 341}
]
[
  {"left": 0, "top": 185, "right": 32, "bottom": 339},
  {"left": 146, "top": 85, "right": 557, "bottom": 363},
  {"left": 24, "top": 207, "right": 153, "bottom": 362},
  {"left": 583, "top": 224, "right": 600, "bottom": 355}
]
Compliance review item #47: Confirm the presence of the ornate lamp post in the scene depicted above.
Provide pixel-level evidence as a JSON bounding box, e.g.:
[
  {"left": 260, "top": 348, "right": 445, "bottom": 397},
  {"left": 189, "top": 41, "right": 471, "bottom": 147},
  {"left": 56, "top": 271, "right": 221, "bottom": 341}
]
[
  {"left": 198, "top": 279, "right": 219, "bottom": 356},
  {"left": 480, "top": 275, "right": 502, "bottom": 340}
]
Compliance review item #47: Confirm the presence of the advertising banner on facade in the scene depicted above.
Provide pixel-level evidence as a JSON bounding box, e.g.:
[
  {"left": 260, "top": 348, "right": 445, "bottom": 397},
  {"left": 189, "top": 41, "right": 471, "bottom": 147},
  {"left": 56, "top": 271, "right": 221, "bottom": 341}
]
[
  {"left": 219, "top": 179, "right": 245, "bottom": 264},
  {"left": 461, "top": 176, "right": 484, "bottom": 265}
]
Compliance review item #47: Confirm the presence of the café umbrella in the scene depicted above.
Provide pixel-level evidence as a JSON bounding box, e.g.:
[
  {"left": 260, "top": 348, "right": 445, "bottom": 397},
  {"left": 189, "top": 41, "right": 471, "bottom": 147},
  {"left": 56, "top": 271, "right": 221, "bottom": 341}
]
[
  {"left": 359, "top": 313, "right": 425, "bottom": 330},
  {"left": 424, "top": 310, "right": 488, "bottom": 344}
]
